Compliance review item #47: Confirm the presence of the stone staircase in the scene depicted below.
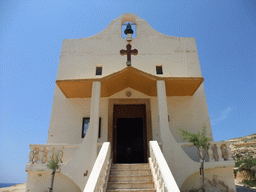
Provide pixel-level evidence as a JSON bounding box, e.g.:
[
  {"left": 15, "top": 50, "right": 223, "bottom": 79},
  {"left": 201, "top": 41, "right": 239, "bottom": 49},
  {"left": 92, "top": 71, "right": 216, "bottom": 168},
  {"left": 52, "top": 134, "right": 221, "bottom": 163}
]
[{"left": 106, "top": 163, "right": 156, "bottom": 192}]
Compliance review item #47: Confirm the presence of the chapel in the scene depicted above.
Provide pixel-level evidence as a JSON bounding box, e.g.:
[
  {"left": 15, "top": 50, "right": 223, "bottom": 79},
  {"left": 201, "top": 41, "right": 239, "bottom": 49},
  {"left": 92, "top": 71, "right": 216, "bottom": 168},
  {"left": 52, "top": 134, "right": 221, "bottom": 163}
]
[{"left": 25, "top": 13, "right": 236, "bottom": 192}]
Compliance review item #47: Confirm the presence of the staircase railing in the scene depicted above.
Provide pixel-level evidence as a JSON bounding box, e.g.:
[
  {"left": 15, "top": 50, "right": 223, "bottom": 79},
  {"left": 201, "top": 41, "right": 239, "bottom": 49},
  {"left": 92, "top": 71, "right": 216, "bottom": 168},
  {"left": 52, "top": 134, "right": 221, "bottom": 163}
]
[
  {"left": 149, "top": 141, "right": 180, "bottom": 192},
  {"left": 83, "top": 142, "right": 111, "bottom": 192}
]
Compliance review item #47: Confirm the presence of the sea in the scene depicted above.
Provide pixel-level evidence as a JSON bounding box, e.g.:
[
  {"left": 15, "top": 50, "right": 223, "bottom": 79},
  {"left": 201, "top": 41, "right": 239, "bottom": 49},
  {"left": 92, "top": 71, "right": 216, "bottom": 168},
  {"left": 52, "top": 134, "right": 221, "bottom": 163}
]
[{"left": 0, "top": 183, "right": 21, "bottom": 188}]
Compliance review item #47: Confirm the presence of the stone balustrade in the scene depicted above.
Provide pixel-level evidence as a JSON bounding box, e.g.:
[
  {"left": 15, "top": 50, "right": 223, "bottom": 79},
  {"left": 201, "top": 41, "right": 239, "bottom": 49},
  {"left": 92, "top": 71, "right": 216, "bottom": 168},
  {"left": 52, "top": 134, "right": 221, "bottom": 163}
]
[
  {"left": 149, "top": 141, "right": 180, "bottom": 192},
  {"left": 180, "top": 141, "right": 233, "bottom": 162},
  {"left": 83, "top": 142, "right": 111, "bottom": 192},
  {"left": 28, "top": 144, "right": 79, "bottom": 165}
]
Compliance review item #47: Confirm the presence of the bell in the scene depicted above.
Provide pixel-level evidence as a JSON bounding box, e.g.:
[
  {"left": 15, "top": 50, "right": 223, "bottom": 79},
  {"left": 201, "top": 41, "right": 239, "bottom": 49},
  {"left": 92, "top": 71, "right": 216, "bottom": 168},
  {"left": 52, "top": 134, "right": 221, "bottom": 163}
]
[
  {"left": 124, "top": 23, "right": 134, "bottom": 35},
  {"left": 124, "top": 23, "right": 133, "bottom": 41}
]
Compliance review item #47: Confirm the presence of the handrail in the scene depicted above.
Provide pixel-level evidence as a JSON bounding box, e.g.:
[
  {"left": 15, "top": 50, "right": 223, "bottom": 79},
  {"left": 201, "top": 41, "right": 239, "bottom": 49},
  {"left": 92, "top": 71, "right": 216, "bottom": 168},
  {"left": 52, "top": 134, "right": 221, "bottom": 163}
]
[
  {"left": 83, "top": 142, "right": 111, "bottom": 192},
  {"left": 149, "top": 141, "right": 180, "bottom": 192}
]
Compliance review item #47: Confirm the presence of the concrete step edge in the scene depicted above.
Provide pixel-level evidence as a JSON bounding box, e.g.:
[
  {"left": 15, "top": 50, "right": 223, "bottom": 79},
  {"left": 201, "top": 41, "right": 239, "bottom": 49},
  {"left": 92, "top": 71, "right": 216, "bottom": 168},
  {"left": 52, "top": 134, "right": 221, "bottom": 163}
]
[
  {"left": 111, "top": 168, "right": 151, "bottom": 171},
  {"left": 109, "top": 174, "right": 152, "bottom": 177},
  {"left": 107, "top": 190, "right": 156, "bottom": 192},
  {"left": 108, "top": 175, "right": 153, "bottom": 182},
  {"left": 111, "top": 165, "right": 150, "bottom": 168},
  {"left": 111, "top": 170, "right": 151, "bottom": 172},
  {"left": 111, "top": 166, "right": 150, "bottom": 168},
  {"left": 108, "top": 182, "right": 154, "bottom": 184},
  {"left": 112, "top": 164, "right": 149, "bottom": 165},
  {"left": 109, "top": 175, "right": 153, "bottom": 178}
]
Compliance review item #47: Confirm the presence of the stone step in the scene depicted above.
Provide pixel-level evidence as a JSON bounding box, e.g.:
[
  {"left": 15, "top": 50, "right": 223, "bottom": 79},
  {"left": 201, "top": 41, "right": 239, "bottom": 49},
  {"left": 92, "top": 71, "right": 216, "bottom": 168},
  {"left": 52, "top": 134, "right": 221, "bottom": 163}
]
[
  {"left": 109, "top": 175, "right": 153, "bottom": 182},
  {"left": 107, "top": 182, "right": 154, "bottom": 189},
  {"left": 110, "top": 169, "right": 151, "bottom": 176},
  {"left": 107, "top": 189, "right": 156, "bottom": 192},
  {"left": 112, "top": 164, "right": 150, "bottom": 170},
  {"left": 106, "top": 163, "right": 155, "bottom": 192},
  {"left": 111, "top": 168, "right": 150, "bottom": 171}
]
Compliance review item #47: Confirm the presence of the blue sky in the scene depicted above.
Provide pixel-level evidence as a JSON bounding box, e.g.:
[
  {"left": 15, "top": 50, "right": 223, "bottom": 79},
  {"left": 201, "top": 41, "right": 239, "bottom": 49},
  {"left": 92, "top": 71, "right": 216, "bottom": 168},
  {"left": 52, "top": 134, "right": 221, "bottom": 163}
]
[{"left": 0, "top": 0, "right": 255, "bottom": 183}]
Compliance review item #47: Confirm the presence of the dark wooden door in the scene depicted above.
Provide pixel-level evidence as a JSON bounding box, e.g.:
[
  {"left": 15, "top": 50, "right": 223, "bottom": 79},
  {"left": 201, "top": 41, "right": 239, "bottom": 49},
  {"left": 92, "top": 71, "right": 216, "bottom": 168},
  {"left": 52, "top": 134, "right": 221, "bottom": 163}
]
[{"left": 113, "top": 105, "right": 147, "bottom": 163}]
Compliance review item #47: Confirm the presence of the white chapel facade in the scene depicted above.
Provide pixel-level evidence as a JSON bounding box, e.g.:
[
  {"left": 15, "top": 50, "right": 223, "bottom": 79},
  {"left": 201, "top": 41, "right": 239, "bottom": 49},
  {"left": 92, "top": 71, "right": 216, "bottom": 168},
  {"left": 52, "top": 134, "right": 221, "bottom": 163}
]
[{"left": 26, "top": 14, "right": 236, "bottom": 192}]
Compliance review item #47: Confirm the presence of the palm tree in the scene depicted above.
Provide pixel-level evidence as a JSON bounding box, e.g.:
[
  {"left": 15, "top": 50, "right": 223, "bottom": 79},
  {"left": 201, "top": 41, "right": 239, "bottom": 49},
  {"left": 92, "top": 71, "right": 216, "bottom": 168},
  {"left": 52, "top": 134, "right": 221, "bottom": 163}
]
[{"left": 46, "top": 153, "right": 60, "bottom": 192}]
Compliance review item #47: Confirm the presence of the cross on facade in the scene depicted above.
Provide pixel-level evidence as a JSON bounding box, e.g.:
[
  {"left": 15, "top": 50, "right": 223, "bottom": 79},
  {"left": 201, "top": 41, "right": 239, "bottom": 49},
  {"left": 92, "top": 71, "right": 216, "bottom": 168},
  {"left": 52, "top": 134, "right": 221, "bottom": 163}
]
[{"left": 120, "top": 44, "right": 138, "bottom": 65}]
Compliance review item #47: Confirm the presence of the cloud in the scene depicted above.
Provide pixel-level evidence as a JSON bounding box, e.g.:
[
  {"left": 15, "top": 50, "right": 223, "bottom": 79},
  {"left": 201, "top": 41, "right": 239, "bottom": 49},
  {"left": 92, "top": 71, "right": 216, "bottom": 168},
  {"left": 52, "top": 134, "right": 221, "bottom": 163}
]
[{"left": 211, "top": 106, "right": 233, "bottom": 125}]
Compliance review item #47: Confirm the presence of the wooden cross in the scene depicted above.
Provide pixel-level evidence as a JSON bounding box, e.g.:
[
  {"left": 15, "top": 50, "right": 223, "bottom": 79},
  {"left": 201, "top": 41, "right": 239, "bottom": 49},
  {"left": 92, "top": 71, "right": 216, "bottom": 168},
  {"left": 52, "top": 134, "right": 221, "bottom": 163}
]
[{"left": 120, "top": 44, "right": 138, "bottom": 65}]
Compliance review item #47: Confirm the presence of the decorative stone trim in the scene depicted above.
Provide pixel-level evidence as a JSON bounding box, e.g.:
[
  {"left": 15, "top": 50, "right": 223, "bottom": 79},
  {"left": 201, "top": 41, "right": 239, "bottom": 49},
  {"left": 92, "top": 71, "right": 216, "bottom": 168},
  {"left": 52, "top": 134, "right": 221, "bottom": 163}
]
[
  {"left": 180, "top": 141, "right": 234, "bottom": 162},
  {"left": 27, "top": 144, "right": 79, "bottom": 165}
]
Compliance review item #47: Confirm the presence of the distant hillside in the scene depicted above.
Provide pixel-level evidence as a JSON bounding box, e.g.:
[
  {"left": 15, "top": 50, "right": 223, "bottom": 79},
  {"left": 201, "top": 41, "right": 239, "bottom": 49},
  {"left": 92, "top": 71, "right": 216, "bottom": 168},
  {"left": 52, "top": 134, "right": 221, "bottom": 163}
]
[
  {"left": 227, "top": 133, "right": 256, "bottom": 160},
  {"left": 226, "top": 133, "right": 256, "bottom": 188}
]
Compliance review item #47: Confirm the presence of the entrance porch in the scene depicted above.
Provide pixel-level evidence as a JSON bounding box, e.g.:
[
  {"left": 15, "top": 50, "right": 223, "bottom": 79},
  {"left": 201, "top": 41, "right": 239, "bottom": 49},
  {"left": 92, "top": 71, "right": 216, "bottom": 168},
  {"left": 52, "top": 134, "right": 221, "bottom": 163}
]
[{"left": 53, "top": 66, "right": 205, "bottom": 190}]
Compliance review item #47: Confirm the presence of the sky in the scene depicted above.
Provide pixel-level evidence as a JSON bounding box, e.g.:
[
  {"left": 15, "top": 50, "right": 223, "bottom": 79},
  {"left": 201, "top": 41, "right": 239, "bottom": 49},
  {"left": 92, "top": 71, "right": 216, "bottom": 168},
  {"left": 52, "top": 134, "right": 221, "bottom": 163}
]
[{"left": 0, "top": 0, "right": 255, "bottom": 184}]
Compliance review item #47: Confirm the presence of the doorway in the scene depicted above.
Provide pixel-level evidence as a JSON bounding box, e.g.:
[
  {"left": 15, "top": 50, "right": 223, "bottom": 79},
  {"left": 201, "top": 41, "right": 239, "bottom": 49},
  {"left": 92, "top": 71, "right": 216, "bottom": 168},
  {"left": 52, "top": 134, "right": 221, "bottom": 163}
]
[{"left": 113, "top": 104, "right": 147, "bottom": 163}]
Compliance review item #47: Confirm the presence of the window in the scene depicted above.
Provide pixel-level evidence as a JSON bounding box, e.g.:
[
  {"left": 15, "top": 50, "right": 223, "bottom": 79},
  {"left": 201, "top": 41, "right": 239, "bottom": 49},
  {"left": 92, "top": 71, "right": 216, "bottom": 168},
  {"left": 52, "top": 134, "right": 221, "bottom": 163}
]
[
  {"left": 81, "top": 117, "right": 101, "bottom": 138},
  {"left": 156, "top": 65, "right": 163, "bottom": 74},
  {"left": 96, "top": 66, "right": 102, "bottom": 75}
]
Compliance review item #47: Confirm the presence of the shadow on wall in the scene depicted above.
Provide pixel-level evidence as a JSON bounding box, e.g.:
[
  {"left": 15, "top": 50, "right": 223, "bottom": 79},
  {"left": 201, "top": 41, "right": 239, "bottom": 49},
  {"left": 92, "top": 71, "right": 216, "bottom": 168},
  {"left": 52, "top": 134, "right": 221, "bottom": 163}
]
[
  {"left": 26, "top": 172, "right": 81, "bottom": 192},
  {"left": 181, "top": 167, "right": 236, "bottom": 192}
]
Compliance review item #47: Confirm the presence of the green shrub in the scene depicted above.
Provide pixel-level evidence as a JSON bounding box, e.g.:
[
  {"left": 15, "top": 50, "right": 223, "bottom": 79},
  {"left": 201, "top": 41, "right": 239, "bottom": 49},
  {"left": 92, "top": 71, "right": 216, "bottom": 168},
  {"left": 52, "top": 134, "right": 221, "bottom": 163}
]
[
  {"left": 234, "top": 156, "right": 256, "bottom": 186},
  {"left": 242, "top": 179, "right": 256, "bottom": 187}
]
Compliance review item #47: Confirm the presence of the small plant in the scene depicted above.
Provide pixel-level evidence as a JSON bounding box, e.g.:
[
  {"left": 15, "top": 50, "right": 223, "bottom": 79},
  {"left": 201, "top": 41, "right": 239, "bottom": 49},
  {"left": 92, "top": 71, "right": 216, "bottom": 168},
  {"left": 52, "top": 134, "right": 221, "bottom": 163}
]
[
  {"left": 47, "top": 153, "right": 61, "bottom": 192},
  {"left": 179, "top": 126, "right": 212, "bottom": 191}
]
